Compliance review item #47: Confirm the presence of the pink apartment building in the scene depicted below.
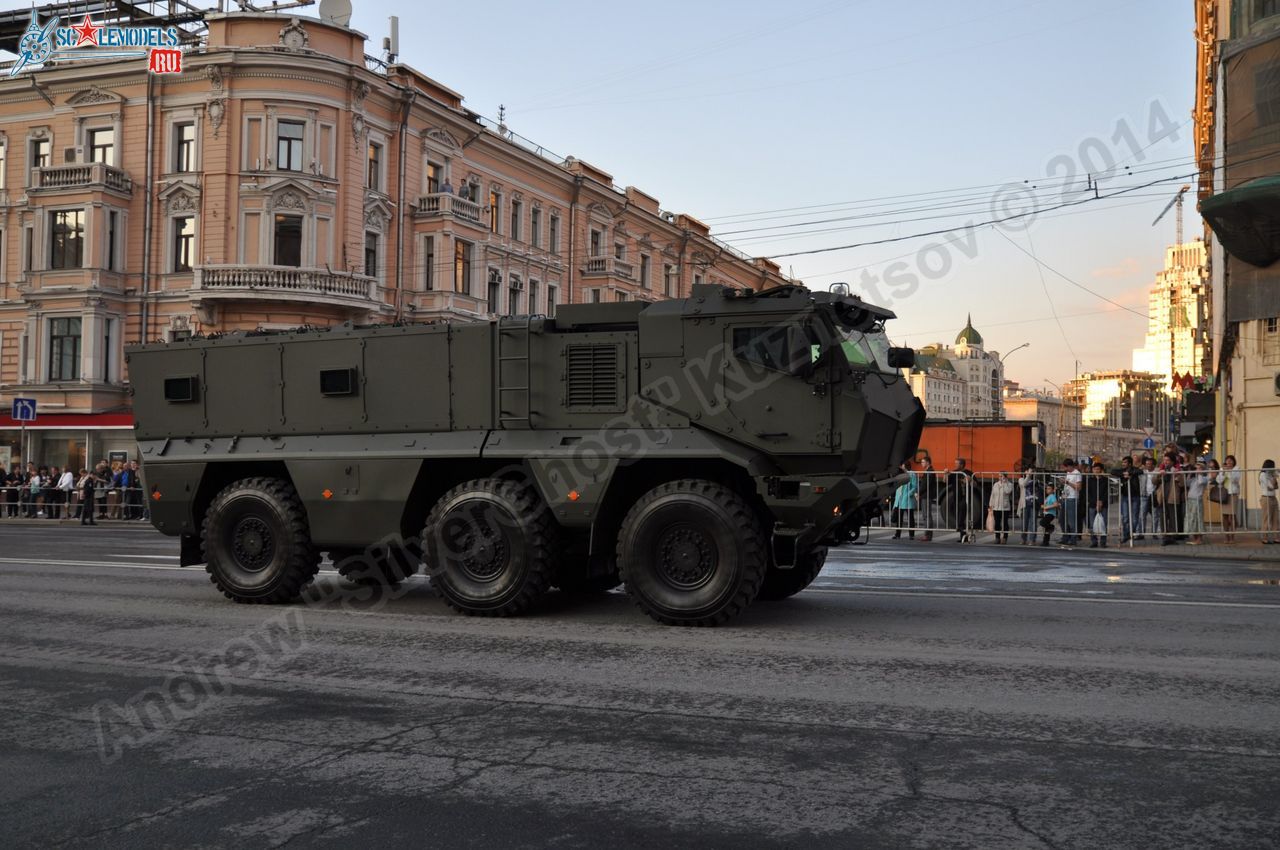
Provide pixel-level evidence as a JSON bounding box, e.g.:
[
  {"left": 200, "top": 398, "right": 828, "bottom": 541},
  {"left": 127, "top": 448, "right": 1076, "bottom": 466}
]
[{"left": 0, "top": 12, "right": 794, "bottom": 470}]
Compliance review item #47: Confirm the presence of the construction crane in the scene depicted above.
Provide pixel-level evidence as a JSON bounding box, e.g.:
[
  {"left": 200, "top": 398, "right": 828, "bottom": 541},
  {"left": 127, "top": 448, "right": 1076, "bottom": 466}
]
[{"left": 1152, "top": 184, "right": 1192, "bottom": 245}]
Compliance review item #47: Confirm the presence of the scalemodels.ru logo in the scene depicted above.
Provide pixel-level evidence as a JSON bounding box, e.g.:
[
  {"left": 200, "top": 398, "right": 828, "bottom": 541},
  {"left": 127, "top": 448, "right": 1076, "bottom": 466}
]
[{"left": 9, "top": 10, "right": 182, "bottom": 77}]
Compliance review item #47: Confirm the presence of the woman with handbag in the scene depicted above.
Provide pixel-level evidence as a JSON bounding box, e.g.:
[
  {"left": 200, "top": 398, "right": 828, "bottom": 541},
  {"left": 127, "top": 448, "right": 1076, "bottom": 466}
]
[
  {"left": 1218, "top": 455, "right": 1243, "bottom": 543},
  {"left": 989, "top": 472, "right": 1015, "bottom": 544}
]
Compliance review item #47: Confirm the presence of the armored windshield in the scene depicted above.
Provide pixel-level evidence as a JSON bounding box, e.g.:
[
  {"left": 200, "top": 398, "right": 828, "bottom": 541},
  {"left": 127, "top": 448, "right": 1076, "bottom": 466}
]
[{"left": 838, "top": 327, "right": 895, "bottom": 373}]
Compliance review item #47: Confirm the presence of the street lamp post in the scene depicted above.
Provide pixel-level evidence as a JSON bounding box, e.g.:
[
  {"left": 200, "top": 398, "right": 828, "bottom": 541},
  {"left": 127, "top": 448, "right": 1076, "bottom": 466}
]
[
  {"left": 999, "top": 342, "right": 1031, "bottom": 364},
  {"left": 995, "top": 343, "right": 1029, "bottom": 420}
]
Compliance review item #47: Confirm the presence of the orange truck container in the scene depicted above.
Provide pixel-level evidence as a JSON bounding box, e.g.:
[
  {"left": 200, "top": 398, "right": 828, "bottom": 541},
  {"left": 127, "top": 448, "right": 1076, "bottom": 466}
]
[{"left": 914, "top": 420, "right": 1044, "bottom": 474}]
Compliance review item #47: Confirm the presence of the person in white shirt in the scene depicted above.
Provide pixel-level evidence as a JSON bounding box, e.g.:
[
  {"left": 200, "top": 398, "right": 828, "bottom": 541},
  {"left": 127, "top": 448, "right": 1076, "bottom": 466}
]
[
  {"left": 988, "top": 472, "right": 1016, "bottom": 544},
  {"left": 57, "top": 467, "right": 76, "bottom": 521},
  {"left": 1260, "top": 460, "right": 1279, "bottom": 544},
  {"left": 1060, "top": 459, "right": 1084, "bottom": 545},
  {"left": 1218, "top": 454, "right": 1243, "bottom": 543}
]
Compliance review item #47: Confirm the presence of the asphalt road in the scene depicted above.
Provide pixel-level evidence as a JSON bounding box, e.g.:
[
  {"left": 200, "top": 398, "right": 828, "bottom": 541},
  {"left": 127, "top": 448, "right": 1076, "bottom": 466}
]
[{"left": 1, "top": 524, "right": 1278, "bottom": 848}]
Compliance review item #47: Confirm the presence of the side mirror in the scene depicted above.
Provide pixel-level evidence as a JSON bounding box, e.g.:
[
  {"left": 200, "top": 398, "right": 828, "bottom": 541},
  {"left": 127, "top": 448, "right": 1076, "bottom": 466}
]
[{"left": 887, "top": 347, "right": 915, "bottom": 369}]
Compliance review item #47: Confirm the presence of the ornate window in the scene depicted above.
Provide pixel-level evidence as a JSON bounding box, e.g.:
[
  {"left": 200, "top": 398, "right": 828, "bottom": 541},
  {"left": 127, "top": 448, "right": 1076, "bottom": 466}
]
[
  {"left": 173, "top": 217, "right": 195, "bottom": 272},
  {"left": 454, "top": 240, "right": 472, "bottom": 294},
  {"left": 364, "top": 231, "right": 379, "bottom": 280},
  {"left": 48, "top": 317, "right": 82, "bottom": 381},
  {"left": 173, "top": 122, "right": 196, "bottom": 172},
  {"left": 49, "top": 210, "right": 84, "bottom": 269},
  {"left": 274, "top": 214, "right": 303, "bottom": 266},
  {"left": 276, "top": 121, "right": 305, "bottom": 171},
  {"left": 487, "top": 268, "right": 501, "bottom": 313},
  {"left": 87, "top": 128, "right": 115, "bottom": 166}
]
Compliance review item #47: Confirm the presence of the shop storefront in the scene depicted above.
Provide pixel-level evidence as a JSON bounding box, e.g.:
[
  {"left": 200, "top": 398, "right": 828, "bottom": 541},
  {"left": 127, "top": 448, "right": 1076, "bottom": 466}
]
[{"left": 0, "top": 412, "right": 136, "bottom": 473}]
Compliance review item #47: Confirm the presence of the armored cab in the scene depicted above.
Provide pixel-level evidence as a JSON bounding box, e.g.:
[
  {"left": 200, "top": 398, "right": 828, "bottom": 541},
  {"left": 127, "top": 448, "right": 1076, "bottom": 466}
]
[{"left": 128, "top": 284, "right": 923, "bottom": 625}]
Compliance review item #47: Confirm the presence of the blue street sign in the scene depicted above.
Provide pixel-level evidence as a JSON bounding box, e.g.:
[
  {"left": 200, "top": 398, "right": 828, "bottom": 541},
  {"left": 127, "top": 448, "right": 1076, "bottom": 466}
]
[
  {"left": 1142, "top": 437, "right": 1156, "bottom": 450},
  {"left": 12, "top": 398, "right": 36, "bottom": 422}
]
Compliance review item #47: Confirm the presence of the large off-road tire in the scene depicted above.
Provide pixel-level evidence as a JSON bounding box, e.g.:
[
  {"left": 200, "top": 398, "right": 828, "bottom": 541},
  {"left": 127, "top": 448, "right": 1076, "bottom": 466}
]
[
  {"left": 757, "top": 546, "right": 829, "bottom": 601},
  {"left": 422, "top": 478, "right": 556, "bottom": 617},
  {"left": 202, "top": 477, "right": 320, "bottom": 603},
  {"left": 617, "top": 479, "right": 766, "bottom": 626}
]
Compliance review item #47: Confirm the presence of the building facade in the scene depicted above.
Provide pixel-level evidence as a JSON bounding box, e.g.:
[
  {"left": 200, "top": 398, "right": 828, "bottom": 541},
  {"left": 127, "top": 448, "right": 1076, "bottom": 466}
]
[
  {"left": 0, "top": 12, "right": 793, "bottom": 470},
  {"left": 905, "top": 316, "right": 1004, "bottom": 420},
  {"left": 1063, "top": 370, "right": 1171, "bottom": 435},
  {"left": 1131, "top": 240, "right": 1210, "bottom": 393},
  {"left": 1194, "top": 0, "right": 1280, "bottom": 469}
]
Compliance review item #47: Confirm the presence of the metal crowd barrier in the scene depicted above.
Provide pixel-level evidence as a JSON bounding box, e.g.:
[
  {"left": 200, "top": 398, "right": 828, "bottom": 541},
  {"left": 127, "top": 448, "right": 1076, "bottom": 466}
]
[
  {"left": 0, "top": 485, "right": 149, "bottom": 520},
  {"left": 873, "top": 467, "right": 1280, "bottom": 547}
]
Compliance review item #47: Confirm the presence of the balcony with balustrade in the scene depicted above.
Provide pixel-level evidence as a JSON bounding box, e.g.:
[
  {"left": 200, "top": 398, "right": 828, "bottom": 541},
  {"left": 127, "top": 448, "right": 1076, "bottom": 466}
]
[
  {"left": 192, "top": 265, "right": 381, "bottom": 313},
  {"left": 414, "top": 192, "right": 485, "bottom": 227},
  {"left": 29, "top": 163, "right": 133, "bottom": 197},
  {"left": 581, "top": 256, "right": 636, "bottom": 283}
]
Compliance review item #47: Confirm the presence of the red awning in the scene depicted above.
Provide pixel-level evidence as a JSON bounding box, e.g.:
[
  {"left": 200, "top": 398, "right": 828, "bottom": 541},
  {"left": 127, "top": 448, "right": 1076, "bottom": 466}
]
[{"left": 0, "top": 412, "right": 135, "bottom": 429}]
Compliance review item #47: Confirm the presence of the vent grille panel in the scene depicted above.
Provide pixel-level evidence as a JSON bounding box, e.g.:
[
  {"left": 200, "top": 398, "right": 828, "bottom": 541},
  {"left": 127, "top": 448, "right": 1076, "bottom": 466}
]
[{"left": 566, "top": 344, "right": 620, "bottom": 408}]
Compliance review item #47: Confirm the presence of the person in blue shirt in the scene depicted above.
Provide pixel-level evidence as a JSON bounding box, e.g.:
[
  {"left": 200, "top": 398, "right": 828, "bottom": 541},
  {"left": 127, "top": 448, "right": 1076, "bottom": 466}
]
[
  {"left": 891, "top": 460, "right": 919, "bottom": 540},
  {"left": 1040, "top": 487, "right": 1060, "bottom": 547}
]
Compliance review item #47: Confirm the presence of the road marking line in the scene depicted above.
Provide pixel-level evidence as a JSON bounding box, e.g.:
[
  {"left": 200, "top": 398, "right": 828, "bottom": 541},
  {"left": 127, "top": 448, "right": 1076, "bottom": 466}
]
[
  {"left": 104, "top": 554, "right": 179, "bottom": 560},
  {"left": 807, "top": 587, "right": 1280, "bottom": 609}
]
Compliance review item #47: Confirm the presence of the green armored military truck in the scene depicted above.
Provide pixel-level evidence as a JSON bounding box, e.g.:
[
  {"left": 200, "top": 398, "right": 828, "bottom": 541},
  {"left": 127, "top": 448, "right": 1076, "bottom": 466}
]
[{"left": 127, "top": 283, "right": 923, "bottom": 626}]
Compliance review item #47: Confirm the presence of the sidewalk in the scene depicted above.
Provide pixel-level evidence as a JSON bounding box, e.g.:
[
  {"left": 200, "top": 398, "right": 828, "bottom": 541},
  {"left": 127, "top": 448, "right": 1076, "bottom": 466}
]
[
  {"left": 864, "top": 529, "right": 1280, "bottom": 563},
  {"left": 0, "top": 516, "right": 151, "bottom": 526}
]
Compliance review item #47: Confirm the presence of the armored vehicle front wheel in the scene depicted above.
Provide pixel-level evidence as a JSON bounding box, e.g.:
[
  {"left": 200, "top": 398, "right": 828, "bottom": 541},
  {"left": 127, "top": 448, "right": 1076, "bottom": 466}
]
[
  {"left": 202, "top": 477, "right": 320, "bottom": 603},
  {"left": 757, "top": 546, "right": 828, "bottom": 601},
  {"left": 423, "top": 478, "right": 556, "bottom": 617},
  {"left": 617, "top": 479, "right": 766, "bottom": 626}
]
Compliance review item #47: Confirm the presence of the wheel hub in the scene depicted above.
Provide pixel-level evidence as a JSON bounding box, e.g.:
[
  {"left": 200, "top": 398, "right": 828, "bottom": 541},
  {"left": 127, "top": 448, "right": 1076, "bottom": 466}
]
[
  {"left": 456, "top": 517, "right": 508, "bottom": 582},
  {"left": 231, "top": 516, "right": 274, "bottom": 572},
  {"left": 657, "top": 526, "right": 716, "bottom": 589}
]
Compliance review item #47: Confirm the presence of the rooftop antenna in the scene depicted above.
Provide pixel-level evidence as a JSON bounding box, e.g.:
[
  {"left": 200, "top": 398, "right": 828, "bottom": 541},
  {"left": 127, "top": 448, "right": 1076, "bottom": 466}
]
[
  {"left": 497, "top": 104, "right": 508, "bottom": 136},
  {"left": 1152, "top": 184, "right": 1192, "bottom": 246},
  {"left": 383, "top": 15, "right": 398, "bottom": 63}
]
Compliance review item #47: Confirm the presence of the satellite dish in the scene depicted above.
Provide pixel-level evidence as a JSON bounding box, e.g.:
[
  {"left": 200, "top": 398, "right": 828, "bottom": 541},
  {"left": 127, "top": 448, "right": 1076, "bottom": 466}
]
[{"left": 319, "top": 0, "right": 353, "bottom": 26}]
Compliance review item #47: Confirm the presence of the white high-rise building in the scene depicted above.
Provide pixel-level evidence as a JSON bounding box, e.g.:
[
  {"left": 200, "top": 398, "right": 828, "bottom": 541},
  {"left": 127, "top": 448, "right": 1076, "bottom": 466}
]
[
  {"left": 1132, "top": 241, "right": 1209, "bottom": 393},
  {"left": 904, "top": 316, "right": 1004, "bottom": 420}
]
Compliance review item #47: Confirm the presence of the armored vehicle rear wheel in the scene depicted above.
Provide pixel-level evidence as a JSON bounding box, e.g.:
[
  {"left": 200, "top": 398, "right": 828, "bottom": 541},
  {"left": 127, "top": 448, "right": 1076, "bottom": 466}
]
[
  {"left": 202, "top": 477, "right": 320, "bottom": 603},
  {"left": 423, "top": 478, "right": 556, "bottom": 617},
  {"left": 617, "top": 479, "right": 766, "bottom": 626},
  {"left": 757, "top": 546, "right": 828, "bottom": 601}
]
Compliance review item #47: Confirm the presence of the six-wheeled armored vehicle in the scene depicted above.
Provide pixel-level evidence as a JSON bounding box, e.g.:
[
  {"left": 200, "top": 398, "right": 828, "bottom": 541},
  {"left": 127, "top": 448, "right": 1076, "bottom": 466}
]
[{"left": 127, "top": 283, "right": 923, "bottom": 625}]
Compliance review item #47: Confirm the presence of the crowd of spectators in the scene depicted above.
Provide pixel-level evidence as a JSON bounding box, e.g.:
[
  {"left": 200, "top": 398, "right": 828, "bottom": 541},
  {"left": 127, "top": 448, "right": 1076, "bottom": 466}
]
[
  {"left": 886, "top": 445, "right": 1280, "bottom": 547},
  {"left": 2, "top": 460, "right": 147, "bottom": 523}
]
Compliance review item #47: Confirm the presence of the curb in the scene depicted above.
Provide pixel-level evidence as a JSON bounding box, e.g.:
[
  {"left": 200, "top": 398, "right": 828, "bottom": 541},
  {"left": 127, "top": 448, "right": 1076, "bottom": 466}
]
[{"left": 862, "top": 532, "right": 1280, "bottom": 564}]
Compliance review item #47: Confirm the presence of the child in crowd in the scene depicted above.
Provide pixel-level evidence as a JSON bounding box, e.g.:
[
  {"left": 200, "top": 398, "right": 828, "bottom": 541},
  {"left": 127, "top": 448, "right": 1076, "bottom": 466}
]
[{"left": 1040, "top": 487, "right": 1060, "bottom": 547}]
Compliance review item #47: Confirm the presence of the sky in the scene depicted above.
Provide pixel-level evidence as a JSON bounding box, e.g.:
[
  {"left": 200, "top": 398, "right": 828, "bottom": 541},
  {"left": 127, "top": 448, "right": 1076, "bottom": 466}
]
[
  {"left": 343, "top": 0, "right": 1197, "bottom": 391},
  {"left": 2, "top": 0, "right": 1196, "bottom": 390}
]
